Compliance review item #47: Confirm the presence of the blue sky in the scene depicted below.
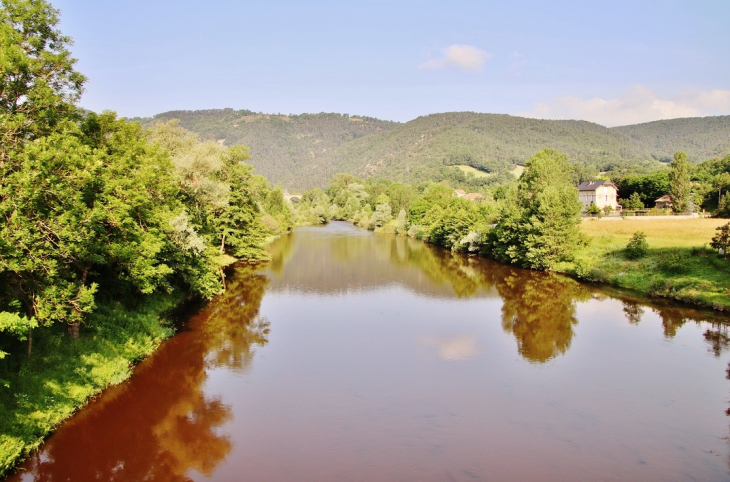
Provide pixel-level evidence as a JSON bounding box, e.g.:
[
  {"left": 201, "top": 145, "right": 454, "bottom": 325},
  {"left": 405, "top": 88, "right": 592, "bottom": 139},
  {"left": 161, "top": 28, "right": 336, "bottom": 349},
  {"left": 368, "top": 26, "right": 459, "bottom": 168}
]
[{"left": 52, "top": 0, "right": 730, "bottom": 126}]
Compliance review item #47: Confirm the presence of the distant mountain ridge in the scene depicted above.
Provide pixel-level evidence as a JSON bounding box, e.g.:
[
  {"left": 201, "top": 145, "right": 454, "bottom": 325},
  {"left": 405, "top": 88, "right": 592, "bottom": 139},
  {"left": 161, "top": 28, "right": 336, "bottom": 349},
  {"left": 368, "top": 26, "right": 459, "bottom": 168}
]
[
  {"left": 136, "top": 109, "right": 397, "bottom": 187},
  {"left": 135, "top": 109, "right": 730, "bottom": 189},
  {"left": 612, "top": 115, "right": 730, "bottom": 162}
]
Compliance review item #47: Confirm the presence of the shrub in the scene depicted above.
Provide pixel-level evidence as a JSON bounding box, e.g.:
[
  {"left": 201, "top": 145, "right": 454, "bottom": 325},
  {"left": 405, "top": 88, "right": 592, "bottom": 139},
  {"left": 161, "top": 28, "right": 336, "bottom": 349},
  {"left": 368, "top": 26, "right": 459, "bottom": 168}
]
[
  {"left": 586, "top": 204, "right": 601, "bottom": 215},
  {"left": 625, "top": 231, "right": 649, "bottom": 259},
  {"left": 603, "top": 205, "right": 614, "bottom": 215},
  {"left": 658, "top": 250, "right": 690, "bottom": 274}
]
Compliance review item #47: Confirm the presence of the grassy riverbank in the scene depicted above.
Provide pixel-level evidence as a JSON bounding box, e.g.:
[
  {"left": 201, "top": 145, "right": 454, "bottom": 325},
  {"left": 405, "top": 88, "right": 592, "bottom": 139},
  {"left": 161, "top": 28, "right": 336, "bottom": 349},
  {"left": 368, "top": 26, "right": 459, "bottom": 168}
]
[
  {"left": 0, "top": 296, "right": 180, "bottom": 476},
  {"left": 559, "top": 219, "right": 730, "bottom": 311}
]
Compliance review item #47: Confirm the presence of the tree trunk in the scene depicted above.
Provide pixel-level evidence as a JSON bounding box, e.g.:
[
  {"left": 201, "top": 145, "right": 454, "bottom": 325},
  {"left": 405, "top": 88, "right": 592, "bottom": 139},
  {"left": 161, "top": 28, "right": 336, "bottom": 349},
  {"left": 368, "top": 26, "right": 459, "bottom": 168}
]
[
  {"left": 27, "top": 327, "right": 32, "bottom": 357},
  {"left": 220, "top": 233, "right": 226, "bottom": 254},
  {"left": 68, "top": 321, "right": 80, "bottom": 339},
  {"left": 220, "top": 268, "right": 226, "bottom": 290}
]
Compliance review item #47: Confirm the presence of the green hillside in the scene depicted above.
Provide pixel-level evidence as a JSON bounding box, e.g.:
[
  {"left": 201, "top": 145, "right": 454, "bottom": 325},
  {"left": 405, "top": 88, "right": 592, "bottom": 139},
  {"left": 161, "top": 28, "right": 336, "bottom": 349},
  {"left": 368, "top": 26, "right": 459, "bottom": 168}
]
[
  {"left": 136, "top": 109, "right": 729, "bottom": 189},
  {"left": 135, "top": 109, "right": 398, "bottom": 186},
  {"left": 612, "top": 115, "right": 730, "bottom": 163},
  {"left": 315, "top": 112, "right": 657, "bottom": 186}
]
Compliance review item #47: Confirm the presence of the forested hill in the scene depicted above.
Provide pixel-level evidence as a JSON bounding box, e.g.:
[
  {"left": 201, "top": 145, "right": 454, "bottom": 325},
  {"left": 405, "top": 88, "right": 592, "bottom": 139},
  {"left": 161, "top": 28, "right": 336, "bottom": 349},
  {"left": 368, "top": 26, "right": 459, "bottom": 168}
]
[
  {"left": 316, "top": 112, "right": 656, "bottom": 185},
  {"left": 611, "top": 115, "right": 730, "bottom": 163},
  {"left": 137, "top": 109, "right": 730, "bottom": 189},
  {"left": 136, "top": 109, "right": 398, "bottom": 186}
]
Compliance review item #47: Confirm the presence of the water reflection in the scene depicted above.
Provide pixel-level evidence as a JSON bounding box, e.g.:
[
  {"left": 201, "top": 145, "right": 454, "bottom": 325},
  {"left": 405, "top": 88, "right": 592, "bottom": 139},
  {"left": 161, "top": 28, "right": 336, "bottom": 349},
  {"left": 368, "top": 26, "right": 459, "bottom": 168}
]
[
  {"left": 204, "top": 267, "right": 271, "bottom": 371},
  {"left": 622, "top": 300, "right": 645, "bottom": 325},
  {"left": 266, "top": 223, "right": 730, "bottom": 365},
  {"left": 492, "top": 271, "right": 591, "bottom": 363},
  {"left": 10, "top": 266, "right": 270, "bottom": 481},
  {"left": 8, "top": 222, "right": 730, "bottom": 481},
  {"left": 265, "top": 224, "right": 498, "bottom": 298}
]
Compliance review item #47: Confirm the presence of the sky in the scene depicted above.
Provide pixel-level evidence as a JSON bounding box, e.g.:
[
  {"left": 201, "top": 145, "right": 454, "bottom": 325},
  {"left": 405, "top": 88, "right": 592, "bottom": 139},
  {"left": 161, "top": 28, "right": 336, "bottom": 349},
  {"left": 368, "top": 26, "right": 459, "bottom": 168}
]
[{"left": 51, "top": 0, "right": 730, "bottom": 126}]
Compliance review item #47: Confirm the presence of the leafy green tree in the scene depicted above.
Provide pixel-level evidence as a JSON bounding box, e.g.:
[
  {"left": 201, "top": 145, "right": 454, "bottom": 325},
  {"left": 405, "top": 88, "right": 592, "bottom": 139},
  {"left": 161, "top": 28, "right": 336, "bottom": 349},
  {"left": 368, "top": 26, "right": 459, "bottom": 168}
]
[
  {"left": 616, "top": 171, "right": 670, "bottom": 206},
  {"left": 625, "top": 231, "right": 649, "bottom": 259},
  {"left": 619, "top": 192, "right": 644, "bottom": 210},
  {"left": 669, "top": 151, "right": 692, "bottom": 213},
  {"left": 718, "top": 192, "right": 730, "bottom": 218},
  {"left": 0, "top": 0, "right": 86, "bottom": 164},
  {"left": 710, "top": 223, "right": 730, "bottom": 258},
  {"left": 489, "top": 149, "right": 583, "bottom": 270},
  {"left": 216, "top": 147, "right": 270, "bottom": 260},
  {"left": 713, "top": 172, "right": 730, "bottom": 209},
  {"left": 370, "top": 202, "right": 392, "bottom": 229}
]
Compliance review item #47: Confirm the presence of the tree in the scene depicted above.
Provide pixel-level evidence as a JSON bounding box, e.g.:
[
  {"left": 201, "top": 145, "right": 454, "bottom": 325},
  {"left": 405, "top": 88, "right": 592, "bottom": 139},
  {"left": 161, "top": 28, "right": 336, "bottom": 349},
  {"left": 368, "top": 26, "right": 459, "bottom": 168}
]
[
  {"left": 489, "top": 149, "right": 583, "bottom": 270},
  {"left": 370, "top": 202, "right": 392, "bottom": 229},
  {"left": 625, "top": 231, "right": 649, "bottom": 259},
  {"left": 669, "top": 151, "right": 692, "bottom": 213},
  {"left": 713, "top": 172, "right": 730, "bottom": 209},
  {"left": 0, "top": 0, "right": 86, "bottom": 164},
  {"left": 710, "top": 223, "right": 730, "bottom": 258},
  {"left": 619, "top": 192, "right": 644, "bottom": 210}
]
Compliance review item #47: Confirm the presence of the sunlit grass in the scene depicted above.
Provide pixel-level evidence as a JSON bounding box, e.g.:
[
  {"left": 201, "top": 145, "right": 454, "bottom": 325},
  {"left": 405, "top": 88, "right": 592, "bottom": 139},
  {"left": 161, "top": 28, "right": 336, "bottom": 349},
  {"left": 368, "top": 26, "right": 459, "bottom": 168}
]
[
  {"left": 0, "top": 297, "right": 178, "bottom": 477},
  {"left": 565, "top": 218, "right": 730, "bottom": 311},
  {"left": 455, "top": 165, "right": 491, "bottom": 178},
  {"left": 581, "top": 218, "right": 728, "bottom": 249}
]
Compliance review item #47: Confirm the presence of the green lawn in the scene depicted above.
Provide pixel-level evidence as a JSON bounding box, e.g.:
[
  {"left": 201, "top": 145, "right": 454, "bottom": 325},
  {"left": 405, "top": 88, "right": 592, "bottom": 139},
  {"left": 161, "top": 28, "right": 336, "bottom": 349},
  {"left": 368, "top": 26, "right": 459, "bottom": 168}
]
[{"left": 455, "top": 165, "right": 491, "bottom": 178}]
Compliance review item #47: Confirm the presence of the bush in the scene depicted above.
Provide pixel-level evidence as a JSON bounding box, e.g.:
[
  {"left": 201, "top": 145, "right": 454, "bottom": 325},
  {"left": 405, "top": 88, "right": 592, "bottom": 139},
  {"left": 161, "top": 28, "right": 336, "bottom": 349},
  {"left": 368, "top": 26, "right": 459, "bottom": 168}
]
[
  {"left": 625, "top": 231, "right": 649, "bottom": 259},
  {"left": 658, "top": 250, "right": 690, "bottom": 274},
  {"left": 586, "top": 204, "right": 601, "bottom": 215}
]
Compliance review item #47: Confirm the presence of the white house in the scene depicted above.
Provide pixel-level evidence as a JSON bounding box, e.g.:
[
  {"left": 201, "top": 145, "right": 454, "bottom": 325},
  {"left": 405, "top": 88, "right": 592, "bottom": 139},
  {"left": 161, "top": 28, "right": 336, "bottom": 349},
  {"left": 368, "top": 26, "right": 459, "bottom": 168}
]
[{"left": 577, "top": 180, "right": 620, "bottom": 211}]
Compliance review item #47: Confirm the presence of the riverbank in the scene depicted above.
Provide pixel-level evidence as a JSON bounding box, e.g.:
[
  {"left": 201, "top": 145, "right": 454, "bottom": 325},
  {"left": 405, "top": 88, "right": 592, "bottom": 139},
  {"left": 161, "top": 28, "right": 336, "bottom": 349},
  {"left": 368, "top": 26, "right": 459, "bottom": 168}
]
[
  {"left": 374, "top": 217, "right": 730, "bottom": 312},
  {"left": 559, "top": 218, "right": 730, "bottom": 311},
  {"left": 0, "top": 296, "right": 183, "bottom": 476}
]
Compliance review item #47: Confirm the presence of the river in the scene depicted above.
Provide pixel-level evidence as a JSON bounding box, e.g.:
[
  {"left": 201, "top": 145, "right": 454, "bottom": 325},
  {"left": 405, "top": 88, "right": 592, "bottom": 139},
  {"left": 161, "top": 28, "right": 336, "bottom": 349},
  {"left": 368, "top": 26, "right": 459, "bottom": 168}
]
[{"left": 8, "top": 222, "right": 730, "bottom": 481}]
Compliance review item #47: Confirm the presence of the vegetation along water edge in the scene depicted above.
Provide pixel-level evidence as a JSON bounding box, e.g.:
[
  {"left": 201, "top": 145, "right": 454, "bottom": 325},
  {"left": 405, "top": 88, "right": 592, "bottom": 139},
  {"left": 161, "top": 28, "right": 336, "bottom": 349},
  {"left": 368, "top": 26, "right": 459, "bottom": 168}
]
[
  {"left": 0, "top": 0, "right": 292, "bottom": 474},
  {"left": 2, "top": 0, "right": 730, "bottom": 477}
]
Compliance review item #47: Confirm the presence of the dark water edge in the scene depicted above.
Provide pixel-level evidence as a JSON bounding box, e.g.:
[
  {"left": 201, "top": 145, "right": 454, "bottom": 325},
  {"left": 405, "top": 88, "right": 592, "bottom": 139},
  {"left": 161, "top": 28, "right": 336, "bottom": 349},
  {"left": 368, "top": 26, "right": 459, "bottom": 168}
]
[{"left": 6, "top": 222, "right": 730, "bottom": 481}]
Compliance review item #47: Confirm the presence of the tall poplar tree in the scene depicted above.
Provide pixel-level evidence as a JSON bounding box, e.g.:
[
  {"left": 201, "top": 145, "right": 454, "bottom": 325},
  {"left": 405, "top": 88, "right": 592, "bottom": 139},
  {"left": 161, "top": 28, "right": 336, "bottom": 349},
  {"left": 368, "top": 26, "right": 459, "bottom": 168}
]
[{"left": 669, "top": 151, "right": 692, "bottom": 213}]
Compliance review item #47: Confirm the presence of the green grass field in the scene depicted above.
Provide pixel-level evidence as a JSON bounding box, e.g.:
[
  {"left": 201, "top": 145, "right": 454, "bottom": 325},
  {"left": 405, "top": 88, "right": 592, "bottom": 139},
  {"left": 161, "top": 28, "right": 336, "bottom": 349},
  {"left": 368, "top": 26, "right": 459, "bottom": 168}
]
[
  {"left": 581, "top": 218, "right": 727, "bottom": 249},
  {"left": 561, "top": 218, "right": 730, "bottom": 311},
  {"left": 455, "top": 165, "right": 491, "bottom": 178}
]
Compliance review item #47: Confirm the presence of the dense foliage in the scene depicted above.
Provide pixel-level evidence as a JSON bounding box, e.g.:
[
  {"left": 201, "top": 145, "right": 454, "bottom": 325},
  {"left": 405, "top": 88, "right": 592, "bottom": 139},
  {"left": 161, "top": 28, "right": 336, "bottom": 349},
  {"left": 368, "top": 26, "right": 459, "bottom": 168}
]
[
  {"left": 488, "top": 149, "right": 583, "bottom": 269},
  {"left": 613, "top": 115, "right": 730, "bottom": 163},
  {"left": 295, "top": 149, "right": 582, "bottom": 271},
  {"left": 0, "top": 0, "right": 291, "bottom": 360},
  {"left": 136, "top": 109, "right": 398, "bottom": 189}
]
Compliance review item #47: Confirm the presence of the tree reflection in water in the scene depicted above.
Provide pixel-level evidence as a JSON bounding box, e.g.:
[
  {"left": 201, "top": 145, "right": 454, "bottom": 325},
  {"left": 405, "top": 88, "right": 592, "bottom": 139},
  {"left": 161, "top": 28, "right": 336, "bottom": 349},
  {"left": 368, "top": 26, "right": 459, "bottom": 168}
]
[
  {"left": 491, "top": 270, "right": 591, "bottom": 363},
  {"left": 12, "top": 266, "right": 271, "bottom": 482}
]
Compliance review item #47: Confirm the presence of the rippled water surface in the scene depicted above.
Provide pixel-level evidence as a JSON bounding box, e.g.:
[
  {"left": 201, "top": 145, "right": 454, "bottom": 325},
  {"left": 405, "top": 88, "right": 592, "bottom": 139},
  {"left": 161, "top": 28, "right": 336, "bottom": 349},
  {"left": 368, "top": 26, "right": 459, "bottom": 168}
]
[{"left": 9, "top": 222, "right": 730, "bottom": 481}]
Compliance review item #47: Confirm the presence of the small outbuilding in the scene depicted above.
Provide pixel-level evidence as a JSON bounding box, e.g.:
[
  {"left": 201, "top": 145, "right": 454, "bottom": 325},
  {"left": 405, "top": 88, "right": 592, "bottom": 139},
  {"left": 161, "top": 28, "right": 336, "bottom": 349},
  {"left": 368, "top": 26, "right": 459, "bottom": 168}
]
[{"left": 654, "top": 195, "right": 673, "bottom": 210}]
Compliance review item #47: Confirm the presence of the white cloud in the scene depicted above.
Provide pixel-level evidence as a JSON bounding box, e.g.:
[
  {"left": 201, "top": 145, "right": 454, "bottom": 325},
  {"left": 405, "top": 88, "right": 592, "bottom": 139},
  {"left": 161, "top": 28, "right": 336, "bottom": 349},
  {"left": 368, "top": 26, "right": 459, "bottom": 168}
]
[
  {"left": 519, "top": 85, "right": 730, "bottom": 127},
  {"left": 420, "top": 335, "right": 477, "bottom": 361},
  {"left": 419, "top": 45, "right": 492, "bottom": 72}
]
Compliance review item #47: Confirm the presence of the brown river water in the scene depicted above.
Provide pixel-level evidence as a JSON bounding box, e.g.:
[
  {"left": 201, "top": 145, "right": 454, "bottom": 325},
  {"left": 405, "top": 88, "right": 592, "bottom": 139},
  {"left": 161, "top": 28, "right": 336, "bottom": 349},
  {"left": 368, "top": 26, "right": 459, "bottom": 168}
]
[{"left": 7, "top": 221, "right": 730, "bottom": 481}]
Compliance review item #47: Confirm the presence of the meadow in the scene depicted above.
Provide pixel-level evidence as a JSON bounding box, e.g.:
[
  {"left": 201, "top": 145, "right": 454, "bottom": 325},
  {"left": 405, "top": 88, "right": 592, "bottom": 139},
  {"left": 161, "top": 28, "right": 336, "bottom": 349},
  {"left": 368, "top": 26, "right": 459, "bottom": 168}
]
[{"left": 562, "top": 218, "right": 730, "bottom": 311}]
